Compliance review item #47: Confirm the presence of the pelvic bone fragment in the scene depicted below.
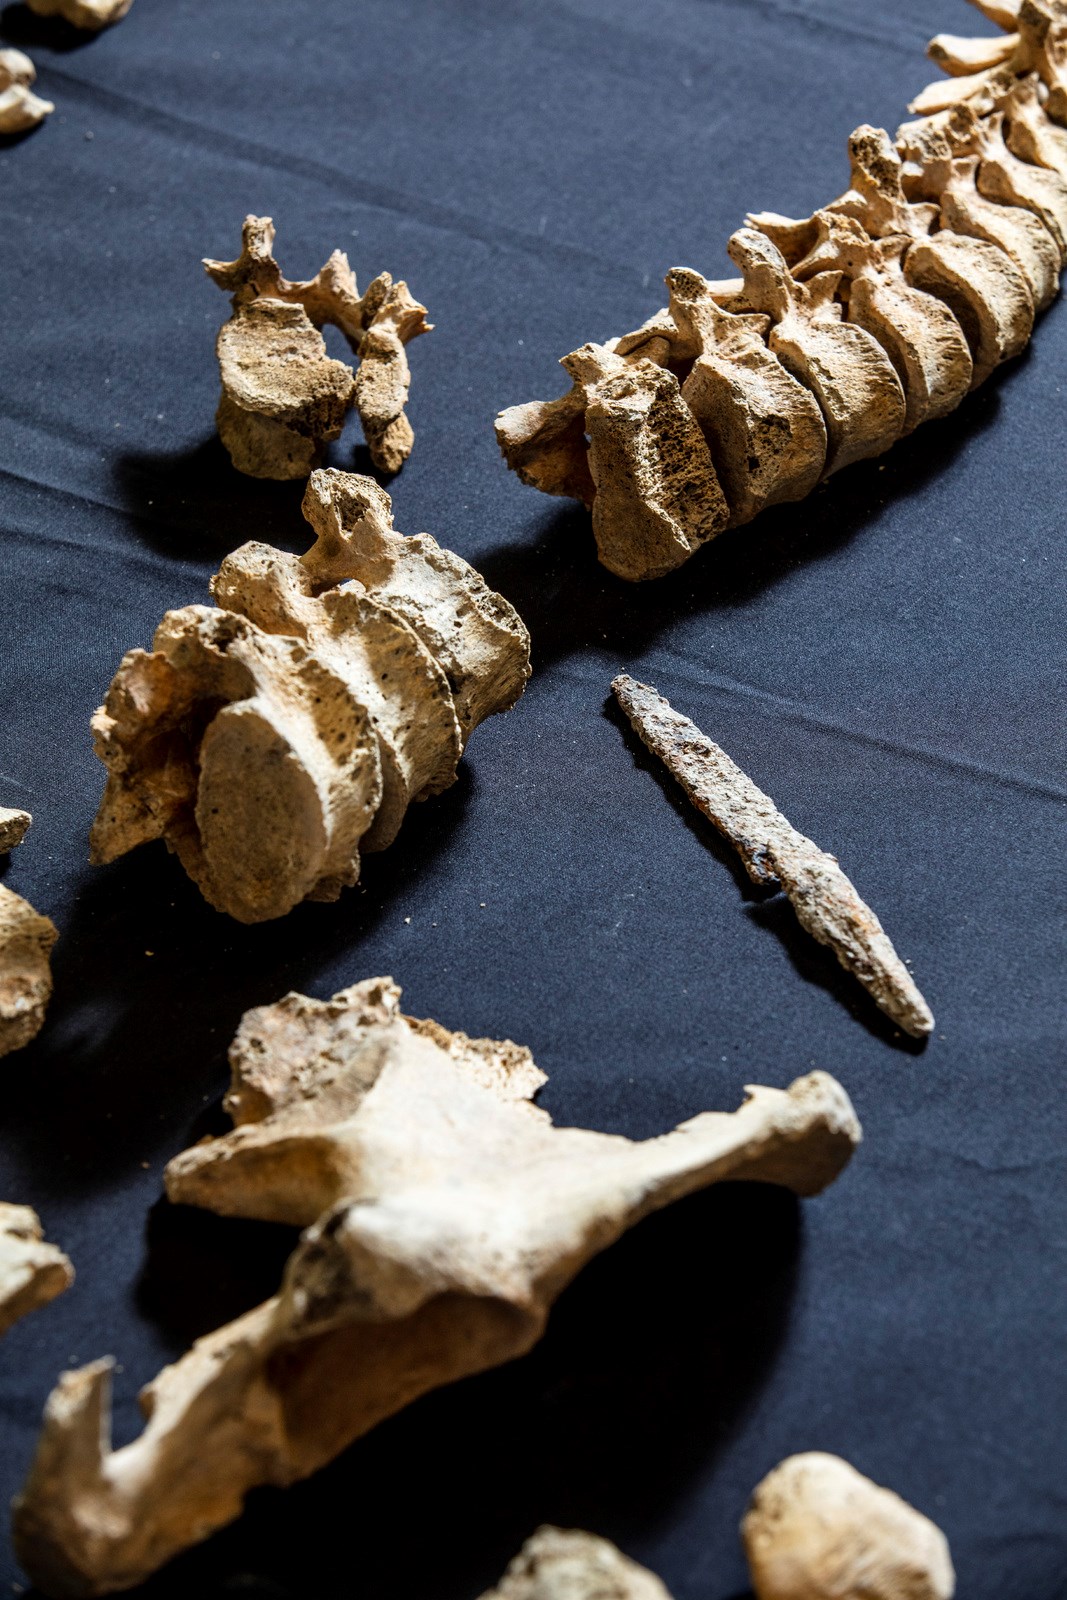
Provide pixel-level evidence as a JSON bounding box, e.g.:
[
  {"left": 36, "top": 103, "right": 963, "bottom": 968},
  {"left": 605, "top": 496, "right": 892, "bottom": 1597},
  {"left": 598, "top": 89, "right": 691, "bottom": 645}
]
[
  {"left": 205, "top": 216, "right": 430, "bottom": 478},
  {"left": 0, "top": 1205, "right": 73, "bottom": 1338},
  {"left": 480, "top": 1528, "right": 672, "bottom": 1600},
  {"left": 497, "top": 20, "right": 1065, "bottom": 579},
  {"left": 24, "top": 0, "right": 133, "bottom": 25},
  {"left": 89, "top": 471, "right": 529, "bottom": 921},
  {"left": 0, "top": 886, "right": 57, "bottom": 1058},
  {"left": 742, "top": 1452, "right": 955, "bottom": 1600},
  {"left": 612, "top": 675, "right": 934, "bottom": 1038},
  {"left": 0, "top": 49, "right": 53, "bottom": 135},
  {"left": 14, "top": 977, "right": 860, "bottom": 1595}
]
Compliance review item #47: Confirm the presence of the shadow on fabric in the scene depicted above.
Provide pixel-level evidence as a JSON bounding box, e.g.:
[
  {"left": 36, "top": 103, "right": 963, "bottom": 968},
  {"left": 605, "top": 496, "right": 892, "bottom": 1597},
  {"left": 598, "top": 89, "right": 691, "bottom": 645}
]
[
  {"left": 0, "top": 3, "right": 98, "bottom": 50},
  {"left": 78, "top": 1178, "right": 796, "bottom": 1600}
]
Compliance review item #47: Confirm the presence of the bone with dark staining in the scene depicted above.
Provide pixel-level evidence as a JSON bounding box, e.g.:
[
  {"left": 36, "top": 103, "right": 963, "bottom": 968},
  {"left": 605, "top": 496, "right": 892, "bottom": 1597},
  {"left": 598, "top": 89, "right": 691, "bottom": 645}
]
[
  {"left": 0, "top": 1205, "right": 73, "bottom": 1339},
  {"left": 612, "top": 674, "right": 935, "bottom": 1038},
  {"left": 14, "top": 977, "right": 860, "bottom": 1596},
  {"left": 479, "top": 1528, "right": 672, "bottom": 1600},
  {"left": 204, "top": 216, "right": 430, "bottom": 478},
  {"left": 90, "top": 471, "right": 529, "bottom": 922}
]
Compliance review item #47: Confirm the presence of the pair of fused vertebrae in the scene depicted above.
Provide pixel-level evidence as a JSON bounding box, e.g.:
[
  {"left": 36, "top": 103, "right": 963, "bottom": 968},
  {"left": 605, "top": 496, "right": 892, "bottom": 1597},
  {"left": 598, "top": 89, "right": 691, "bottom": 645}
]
[
  {"left": 206, "top": 216, "right": 431, "bottom": 478},
  {"left": 496, "top": 0, "right": 1067, "bottom": 580},
  {"left": 89, "top": 469, "right": 530, "bottom": 922}
]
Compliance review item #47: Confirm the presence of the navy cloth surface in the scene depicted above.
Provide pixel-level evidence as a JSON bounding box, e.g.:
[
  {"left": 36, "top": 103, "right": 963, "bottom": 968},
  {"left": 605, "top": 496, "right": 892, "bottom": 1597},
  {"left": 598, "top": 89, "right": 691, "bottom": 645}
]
[{"left": 1, "top": 0, "right": 1065, "bottom": 1596}]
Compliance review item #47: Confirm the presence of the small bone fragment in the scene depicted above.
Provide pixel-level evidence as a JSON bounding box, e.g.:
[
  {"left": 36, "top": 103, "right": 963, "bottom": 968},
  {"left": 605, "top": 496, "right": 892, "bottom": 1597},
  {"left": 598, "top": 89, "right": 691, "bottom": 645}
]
[
  {"left": 928, "top": 30, "right": 1021, "bottom": 74},
  {"left": 0, "top": 48, "right": 54, "bottom": 135},
  {"left": 0, "top": 807, "right": 32, "bottom": 852},
  {"left": 742, "top": 1453, "right": 955, "bottom": 1600},
  {"left": 0, "top": 887, "right": 57, "bottom": 1058},
  {"left": 15, "top": 979, "right": 860, "bottom": 1596},
  {"left": 493, "top": 388, "right": 595, "bottom": 503},
  {"left": 611, "top": 675, "right": 934, "bottom": 1038},
  {"left": 0, "top": 1205, "right": 73, "bottom": 1339},
  {"left": 792, "top": 212, "right": 973, "bottom": 431},
  {"left": 665, "top": 268, "right": 828, "bottom": 522},
  {"left": 480, "top": 1528, "right": 672, "bottom": 1600},
  {"left": 205, "top": 216, "right": 430, "bottom": 478},
  {"left": 727, "top": 228, "right": 906, "bottom": 474},
  {"left": 24, "top": 0, "right": 132, "bottom": 28}
]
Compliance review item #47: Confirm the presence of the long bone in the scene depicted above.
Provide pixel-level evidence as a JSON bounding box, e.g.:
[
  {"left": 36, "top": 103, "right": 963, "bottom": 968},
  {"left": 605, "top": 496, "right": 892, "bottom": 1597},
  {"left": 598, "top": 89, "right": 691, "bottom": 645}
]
[{"left": 14, "top": 977, "right": 861, "bottom": 1597}]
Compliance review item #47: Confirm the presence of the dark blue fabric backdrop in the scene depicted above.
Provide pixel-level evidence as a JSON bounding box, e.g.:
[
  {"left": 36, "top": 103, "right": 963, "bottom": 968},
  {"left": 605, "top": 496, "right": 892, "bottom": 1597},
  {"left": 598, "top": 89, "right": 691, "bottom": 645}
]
[{"left": 1, "top": 1, "right": 1065, "bottom": 1596}]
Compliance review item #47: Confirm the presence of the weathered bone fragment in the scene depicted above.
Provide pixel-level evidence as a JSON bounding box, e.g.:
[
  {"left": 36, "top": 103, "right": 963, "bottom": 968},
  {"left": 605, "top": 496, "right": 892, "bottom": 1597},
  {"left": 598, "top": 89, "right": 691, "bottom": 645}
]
[
  {"left": 742, "top": 1453, "right": 955, "bottom": 1600},
  {"left": 0, "top": 807, "right": 32, "bottom": 853},
  {"left": 727, "top": 228, "right": 906, "bottom": 473},
  {"left": 90, "top": 472, "right": 529, "bottom": 920},
  {"left": 480, "top": 1528, "right": 672, "bottom": 1600},
  {"left": 24, "top": 0, "right": 132, "bottom": 27},
  {"left": 612, "top": 675, "right": 934, "bottom": 1038},
  {"left": 0, "top": 886, "right": 57, "bottom": 1059},
  {"left": 0, "top": 48, "right": 54, "bottom": 135},
  {"left": 14, "top": 978, "right": 861, "bottom": 1596},
  {"left": 0, "top": 1205, "right": 73, "bottom": 1339},
  {"left": 910, "top": 0, "right": 1067, "bottom": 116},
  {"left": 204, "top": 216, "right": 430, "bottom": 478}
]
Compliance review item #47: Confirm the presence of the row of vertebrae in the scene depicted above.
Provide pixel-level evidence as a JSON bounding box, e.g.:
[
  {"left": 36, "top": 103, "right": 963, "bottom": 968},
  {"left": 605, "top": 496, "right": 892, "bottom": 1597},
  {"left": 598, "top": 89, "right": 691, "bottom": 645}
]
[
  {"left": 496, "top": 0, "right": 1067, "bottom": 581},
  {"left": 89, "top": 470, "right": 530, "bottom": 923},
  {"left": 205, "top": 216, "right": 431, "bottom": 479}
]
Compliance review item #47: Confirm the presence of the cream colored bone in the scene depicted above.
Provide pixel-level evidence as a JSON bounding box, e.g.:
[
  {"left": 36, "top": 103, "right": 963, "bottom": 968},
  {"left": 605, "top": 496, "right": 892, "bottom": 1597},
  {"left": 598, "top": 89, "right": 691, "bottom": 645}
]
[
  {"left": 0, "top": 1205, "right": 72, "bottom": 1338},
  {"left": 742, "top": 1452, "right": 955, "bottom": 1600},
  {"left": 15, "top": 977, "right": 861, "bottom": 1597},
  {"left": 910, "top": 0, "right": 1067, "bottom": 116},
  {"left": 24, "top": 0, "right": 132, "bottom": 28},
  {"left": 480, "top": 1528, "right": 672, "bottom": 1600},
  {"left": 612, "top": 675, "right": 935, "bottom": 1038},
  {"left": 0, "top": 886, "right": 57, "bottom": 1059},
  {"left": 0, "top": 48, "right": 53, "bottom": 135},
  {"left": 89, "top": 473, "right": 529, "bottom": 921},
  {"left": 204, "top": 216, "right": 430, "bottom": 478}
]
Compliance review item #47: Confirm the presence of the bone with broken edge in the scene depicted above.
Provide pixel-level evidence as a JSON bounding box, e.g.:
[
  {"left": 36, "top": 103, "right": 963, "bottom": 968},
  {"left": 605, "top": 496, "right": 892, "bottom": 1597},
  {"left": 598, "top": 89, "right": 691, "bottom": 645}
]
[
  {"left": 0, "top": 886, "right": 57, "bottom": 1059},
  {"left": 479, "top": 1527, "right": 673, "bottom": 1600},
  {"left": 742, "top": 1452, "right": 955, "bottom": 1600},
  {"left": 0, "top": 1205, "right": 73, "bottom": 1339},
  {"left": 89, "top": 470, "right": 529, "bottom": 922},
  {"left": 611, "top": 674, "right": 934, "bottom": 1039},
  {"left": 0, "top": 807, "right": 32, "bottom": 853},
  {"left": 14, "top": 975, "right": 860, "bottom": 1595},
  {"left": 24, "top": 0, "right": 133, "bottom": 26},
  {"left": 0, "top": 49, "right": 53, "bottom": 135},
  {"left": 204, "top": 216, "right": 430, "bottom": 478}
]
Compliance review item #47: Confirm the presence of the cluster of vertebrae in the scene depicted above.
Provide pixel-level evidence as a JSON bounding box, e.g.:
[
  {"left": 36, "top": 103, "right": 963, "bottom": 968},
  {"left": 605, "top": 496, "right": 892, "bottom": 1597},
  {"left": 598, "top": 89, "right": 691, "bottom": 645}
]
[
  {"left": 496, "top": 0, "right": 1067, "bottom": 580},
  {"left": 206, "top": 216, "right": 432, "bottom": 478},
  {"left": 89, "top": 469, "right": 530, "bottom": 923}
]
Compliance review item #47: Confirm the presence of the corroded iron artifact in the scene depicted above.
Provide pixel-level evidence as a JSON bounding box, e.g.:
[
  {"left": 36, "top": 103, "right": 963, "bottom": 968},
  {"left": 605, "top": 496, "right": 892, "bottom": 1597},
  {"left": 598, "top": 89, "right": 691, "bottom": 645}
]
[
  {"left": 0, "top": 1205, "right": 72, "bottom": 1338},
  {"left": 89, "top": 470, "right": 529, "bottom": 922},
  {"left": 480, "top": 1528, "right": 672, "bottom": 1600},
  {"left": 14, "top": 977, "right": 860, "bottom": 1595},
  {"left": 612, "top": 675, "right": 934, "bottom": 1037},
  {"left": 742, "top": 1452, "right": 955, "bottom": 1600},
  {"left": 0, "top": 49, "right": 53, "bottom": 135},
  {"left": 205, "top": 216, "right": 430, "bottom": 477},
  {"left": 497, "top": 3, "right": 1067, "bottom": 579}
]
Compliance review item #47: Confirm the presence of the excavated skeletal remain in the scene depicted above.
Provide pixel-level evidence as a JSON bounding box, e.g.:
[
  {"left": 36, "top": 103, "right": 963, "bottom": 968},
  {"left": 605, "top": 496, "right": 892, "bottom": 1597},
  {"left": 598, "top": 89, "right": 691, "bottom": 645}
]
[
  {"left": 742, "top": 1452, "right": 955, "bottom": 1600},
  {"left": 612, "top": 675, "right": 934, "bottom": 1038},
  {"left": 479, "top": 1528, "right": 672, "bottom": 1600},
  {"left": 0, "top": 807, "right": 32, "bottom": 853},
  {"left": 911, "top": 0, "right": 1067, "bottom": 119},
  {"left": 24, "top": 0, "right": 133, "bottom": 26},
  {"left": 14, "top": 977, "right": 861, "bottom": 1596},
  {"left": 0, "top": 886, "right": 57, "bottom": 1059},
  {"left": 0, "top": 1205, "right": 73, "bottom": 1339},
  {"left": 0, "top": 48, "right": 54, "bottom": 135},
  {"left": 89, "top": 470, "right": 529, "bottom": 922},
  {"left": 205, "top": 216, "right": 430, "bottom": 478}
]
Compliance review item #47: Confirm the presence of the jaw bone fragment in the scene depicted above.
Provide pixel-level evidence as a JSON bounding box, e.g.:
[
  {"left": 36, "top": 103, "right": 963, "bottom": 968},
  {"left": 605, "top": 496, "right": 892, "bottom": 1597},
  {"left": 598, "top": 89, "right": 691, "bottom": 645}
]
[
  {"left": 89, "top": 472, "right": 529, "bottom": 921},
  {"left": 742, "top": 1452, "right": 955, "bottom": 1600},
  {"left": 15, "top": 978, "right": 861, "bottom": 1597},
  {"left": 204, "top": 216, "right": 430, "bottom": 478},
  {"left": 0, "top": 1205, "right": 73, "bottom": 1339},
  {"left": 24, "top": 0, "right": 132, "bottom": 27},
  {"left": 727, "top": 228, "right": 906, "bottom": 474},
  {"left": 0, "top": 886, "right": 57, "bottom": 1059},
  {"left": 0, "top": 49, "right": 54, "bottom": 135},
  {"left": 611, "top": 674, "right": 934, "bottom": 1039},
  {"left": 480, "top": 1528, "right": 672, "bottom": 1600}
]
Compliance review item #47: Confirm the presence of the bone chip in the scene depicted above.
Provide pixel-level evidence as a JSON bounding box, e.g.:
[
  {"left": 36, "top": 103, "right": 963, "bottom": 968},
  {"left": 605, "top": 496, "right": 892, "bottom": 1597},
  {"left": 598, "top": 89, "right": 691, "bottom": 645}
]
[
  {"left": 0, "top": 807, "right": 32, "bottom": 852},
  {"left": 14, "top": 977, "right": 860, "bottom": 1594},
  {"left": 480, "top": 1527, "right": 673, "bottom": 1600},
  {"left": 25, "top": 0, "right": 133, "bottom": 26},
  {"left": 611, "top": 674, "right": 934, "bottom": 1038},
  {"left": 0, "top": 886, "right": 57, "bottom": 1058},
  {"left": 742, "top": 1452, "right": 955, "bottom": 1600},
  {"left": 0, "top": 48, "right": 54, "bottom": 135},
  {"left": 0, "top": 1205, "right": 73, "bottom": 1339}
]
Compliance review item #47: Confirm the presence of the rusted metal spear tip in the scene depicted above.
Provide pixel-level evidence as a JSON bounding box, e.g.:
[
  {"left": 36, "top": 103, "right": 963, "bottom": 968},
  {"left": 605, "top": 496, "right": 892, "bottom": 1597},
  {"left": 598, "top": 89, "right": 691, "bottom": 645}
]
[{"left": 611, "top": 673, "right": 935, "bottom": 1039}]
